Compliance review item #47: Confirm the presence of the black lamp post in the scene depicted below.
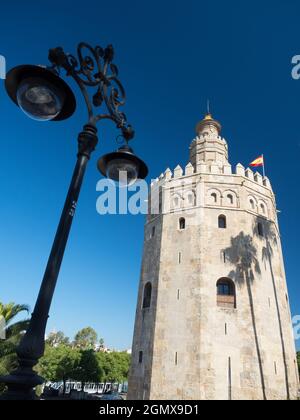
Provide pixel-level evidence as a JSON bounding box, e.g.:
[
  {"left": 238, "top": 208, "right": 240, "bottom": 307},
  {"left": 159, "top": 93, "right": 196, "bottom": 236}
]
[{"left": 0, "top": 42, "right": 148, "bottom": 400}]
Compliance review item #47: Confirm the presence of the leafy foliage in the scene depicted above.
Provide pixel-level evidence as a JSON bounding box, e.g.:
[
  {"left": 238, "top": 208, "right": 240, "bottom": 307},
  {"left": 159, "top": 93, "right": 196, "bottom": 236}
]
[
  {"left": 0, "top": 302, "right": 29, "bottom": 371},
  {"left": 1, "top": 317, "right": 131, "bottom": 393},
  {"left": 0, "top": 302, "right": 30, "bottom": 393},
  {"left": 73, "top": 349, "right": 103, "bottom": 386},
  {"left": 38, "top": 344, "right": 80, "bottom": 384},
  {"left": 73, "top": 327, "right": 98, "bottom": 349},
  {"left": 96, "top": 351, "right": 131, "bottom": 383},
  {"left": 37, "top": 344, "right": 131, "bottom": 390},
  {"left": 46, "top": 331, "right": 70, "bottom": 347}
]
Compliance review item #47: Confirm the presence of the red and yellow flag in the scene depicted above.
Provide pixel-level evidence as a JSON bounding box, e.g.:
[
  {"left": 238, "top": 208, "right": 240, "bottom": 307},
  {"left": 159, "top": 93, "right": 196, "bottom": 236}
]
[{"left": 250, "top": 155, "right": 264, "bottom": 167}]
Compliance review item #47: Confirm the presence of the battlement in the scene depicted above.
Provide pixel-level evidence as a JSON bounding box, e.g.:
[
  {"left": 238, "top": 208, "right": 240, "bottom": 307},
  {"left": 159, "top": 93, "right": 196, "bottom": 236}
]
[
  {"left": 150, "top": 162, "right": 272, "bottom": 190},
  {"left": 190, "top": 133, "right": 226, "bottom": 144}
]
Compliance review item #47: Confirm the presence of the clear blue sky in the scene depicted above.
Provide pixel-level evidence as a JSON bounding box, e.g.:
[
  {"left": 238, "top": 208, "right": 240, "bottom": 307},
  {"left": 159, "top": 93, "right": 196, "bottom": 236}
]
[{"left": 0, "top": 0, "right": 299, "bottom": 351}]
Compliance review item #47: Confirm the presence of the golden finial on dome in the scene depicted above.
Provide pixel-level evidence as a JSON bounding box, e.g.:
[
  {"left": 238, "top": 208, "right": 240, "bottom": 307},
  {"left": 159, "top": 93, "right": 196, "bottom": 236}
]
[
  {"left": 204, "top": 99, "right": 213, "bottom": 119},
  {"left": 195, "top": 101, "right": 222, "bottom": 134},
  {"left": 204, "top": 113, "right": 213, "bottom": 120}
]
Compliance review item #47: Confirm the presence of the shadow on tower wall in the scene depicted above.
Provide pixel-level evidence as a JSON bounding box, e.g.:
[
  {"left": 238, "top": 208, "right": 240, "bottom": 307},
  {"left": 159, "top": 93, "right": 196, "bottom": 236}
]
[
  {"left": 253, "top": 218, "right": 290, "bottom": 400},
  {"left": 223, "top": 232, "right": 267, "bottom": 400},
  {"left": 223, "top": 221, "right": 291, "bottom": 400}
]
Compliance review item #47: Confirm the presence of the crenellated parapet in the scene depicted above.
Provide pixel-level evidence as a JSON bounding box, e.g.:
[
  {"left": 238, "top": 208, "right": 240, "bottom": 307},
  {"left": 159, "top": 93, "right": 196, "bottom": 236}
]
[
  {"left": 150, "top": 161, "right": 272, "bottom": 191},
  {"left": 148, "top": 160, "right": 275, "bottom": 222}
]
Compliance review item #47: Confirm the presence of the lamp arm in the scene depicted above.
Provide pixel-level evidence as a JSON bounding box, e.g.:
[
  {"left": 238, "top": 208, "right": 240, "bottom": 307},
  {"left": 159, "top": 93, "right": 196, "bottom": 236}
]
[{"left": 48, "top": 43, "right": 134, "bottom": 139}]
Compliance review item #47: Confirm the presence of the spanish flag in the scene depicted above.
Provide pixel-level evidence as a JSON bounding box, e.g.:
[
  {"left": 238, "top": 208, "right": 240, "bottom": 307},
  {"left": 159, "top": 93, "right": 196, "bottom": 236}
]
[{"left": 250, "top": 155, "right": 264, "bottom": 167}]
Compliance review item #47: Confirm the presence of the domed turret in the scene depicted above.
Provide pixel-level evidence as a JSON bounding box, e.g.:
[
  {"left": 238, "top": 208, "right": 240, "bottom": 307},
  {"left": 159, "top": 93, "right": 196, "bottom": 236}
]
[
  {"left": 190, "top": 111, "right": 228, "bottom": 170},
  {"left": 196, "top": 112, "right": 222, "bottom": 136}
]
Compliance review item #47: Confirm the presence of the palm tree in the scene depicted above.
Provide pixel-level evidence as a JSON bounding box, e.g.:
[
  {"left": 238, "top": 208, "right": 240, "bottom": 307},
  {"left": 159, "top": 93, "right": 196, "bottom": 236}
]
[
  {"left": 0, "top": 303, "right": 30, "bottom": 375},
  {"left": 224, "top": 232, "right": 267, "bottom": 400}
]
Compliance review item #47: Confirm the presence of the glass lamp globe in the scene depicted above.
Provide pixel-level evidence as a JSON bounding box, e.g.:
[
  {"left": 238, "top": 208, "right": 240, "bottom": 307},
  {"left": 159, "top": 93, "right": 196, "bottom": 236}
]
[
  {"left": 106, "top": 158, "right": 139, "bottom": 187},
  {"left": 97, "top": 145, "right": 148, "bottom": 187},
  {"left": 16, "top": 77, "right": 65, "bottom": 121}
]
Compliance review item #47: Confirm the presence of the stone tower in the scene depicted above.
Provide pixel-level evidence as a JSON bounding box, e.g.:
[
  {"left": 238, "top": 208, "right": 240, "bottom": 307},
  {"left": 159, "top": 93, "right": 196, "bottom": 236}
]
[{"left": 128, "top": 113, "right": 299, "bottom": 400}]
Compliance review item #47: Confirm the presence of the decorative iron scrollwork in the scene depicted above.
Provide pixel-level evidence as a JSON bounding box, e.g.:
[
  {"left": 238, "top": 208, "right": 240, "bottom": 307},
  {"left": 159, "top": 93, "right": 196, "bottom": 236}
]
[{"left": 48, "top": 42, "right": 134, "bottom": 140}]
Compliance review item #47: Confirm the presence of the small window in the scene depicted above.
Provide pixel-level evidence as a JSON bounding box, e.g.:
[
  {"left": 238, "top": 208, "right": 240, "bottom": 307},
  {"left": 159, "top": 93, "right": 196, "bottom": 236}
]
[
  {"left": 179, "top": 218, "right": 185, "bottom": 230},
  {"left": 258, "top": 222, "right": 264, "bottom": 237},
  {"left": 260, "top": 203, "right": 266, "bottom": 214},
  {"left": 142, "top": 282, "right": 152, "bottom": 309},
  {"left": 211, "top": 193, "right": 217, "bottom": 203},
  {"left": 174, "top": 197, "right": 179, "bottom": 207},
  {"left": 139, "top": 351, "right": 143, "bottom": 364},
  {"left": 151, "top": 226, "right": 155, "bottom": 238},
  {"left": 227, "top": 194, "right": 234, "bottom": 205},
  {"left": 250, "top": 199, "right": 255, "bottom": 210},
  {"left": 218, "top": 215, "right": 227, "bottom": 229},
  {"left": 175, "top": 352, "right": 178, "bottom": 365},
  {"left": 217, "top": 278, "right": 236, "bottom": 309}
]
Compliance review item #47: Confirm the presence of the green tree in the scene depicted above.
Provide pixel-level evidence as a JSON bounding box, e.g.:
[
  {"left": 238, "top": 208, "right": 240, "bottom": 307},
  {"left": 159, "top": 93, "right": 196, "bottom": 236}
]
[
  {"left": 74, "top": 349, "right": 103, "bottom": 389},
  {"left": 97, "top": 351, "right": 131, "bottom": 386},
  {"left": 73, "top": 327, "right": 98, "bottom": 349},
  {"left": 0, "top": 302, "right": 29, "bottom": 392},
  {"left": 46, "top": 331, "right": 70, "bottom": 347},
  {"left": 38, "top": 344, "right": 80, "bottom": 394},
  {"left": 99, "top": 338, "right": 105, "bottom": 350}
]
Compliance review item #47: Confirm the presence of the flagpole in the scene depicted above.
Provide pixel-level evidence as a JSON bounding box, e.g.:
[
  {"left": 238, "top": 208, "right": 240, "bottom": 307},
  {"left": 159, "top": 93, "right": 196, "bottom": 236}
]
[{"left": 262, "top": 154, "right": 265, "bottom": 178}]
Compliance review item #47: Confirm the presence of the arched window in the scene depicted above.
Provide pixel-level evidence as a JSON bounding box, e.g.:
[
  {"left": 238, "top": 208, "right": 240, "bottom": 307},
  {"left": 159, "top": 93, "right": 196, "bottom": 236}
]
[
  {"left": 260, "top": 203, "right": 266, "bottom": 214},
  {"left": 211, "top": 193, "right": 217, "bottom": 203},
  {"left": 217, "top": 278, "right": 236, "bottom": 309},
  {"left": 258, "top": 222, "right": 264, "bottom": 237},
  {"left": 227, "top": 194, "right": 234, "bottom": 205},
  {"left": 218, "top": 215, "right": 227, "bottom": 229},
  {"left": 142, "top": 282, "right": 152, "bottom": 309},
  {"left": 174, "top": 197, "right": 179, "bottom": 207},
  {"left": 179, "top": 218, "right": 186, "bottom": 230},
  {"left": 250, "top": 199, "right": 255, "bottom": 210}
]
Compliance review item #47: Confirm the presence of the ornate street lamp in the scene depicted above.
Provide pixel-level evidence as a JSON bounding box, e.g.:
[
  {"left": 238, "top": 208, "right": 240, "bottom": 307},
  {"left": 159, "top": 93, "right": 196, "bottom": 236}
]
[{"left": 0, "top": 42, "right": 148, "bottom": 400}]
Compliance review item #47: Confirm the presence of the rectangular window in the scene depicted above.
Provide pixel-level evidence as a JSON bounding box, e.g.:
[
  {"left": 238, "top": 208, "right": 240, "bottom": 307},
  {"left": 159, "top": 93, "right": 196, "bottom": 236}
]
[
  {"left": 177, "top": 289, "right": 180, "bottom": 300},
  {"left": 159, "top": 187, "right": 162, "bottom": 214},
  {"left": 151, "top": 226, "right": 155, "bottom": 238},
  {"left": 178, "top": 252, "right": 182, "bottom": 264},
  {"left": 225, "top": 323, "right": 227, "bottom": 335},
  {"left": 175, "top": 352, "right": 178, "bottom": 365},
  {"left": 139, "top": 351, "right": 143, "bottom": 364}
]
